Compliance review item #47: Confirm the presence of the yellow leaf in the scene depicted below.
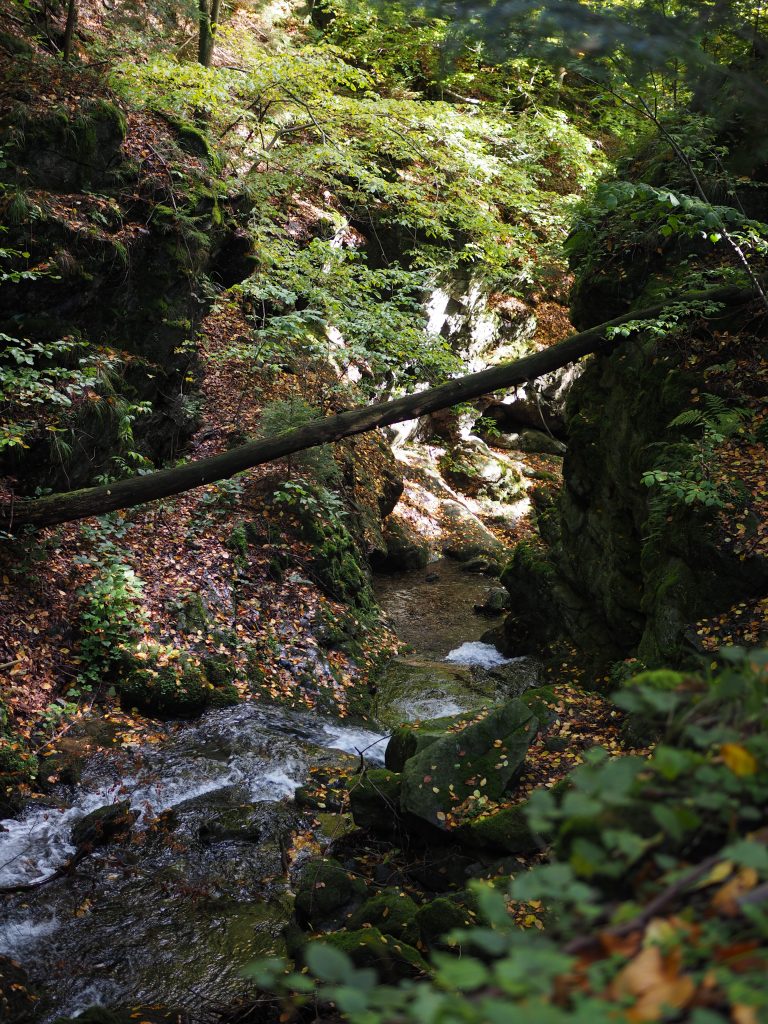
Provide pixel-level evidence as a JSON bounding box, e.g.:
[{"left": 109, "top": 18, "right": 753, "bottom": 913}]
[{"left": 721, "top": 743, "right": 758, "bottom": 777}]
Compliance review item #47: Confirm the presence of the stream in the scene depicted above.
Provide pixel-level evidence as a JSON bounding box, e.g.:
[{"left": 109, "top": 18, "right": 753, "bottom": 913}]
[{"left": 0, "top": 559, "right": 532, "bottom": 1019}]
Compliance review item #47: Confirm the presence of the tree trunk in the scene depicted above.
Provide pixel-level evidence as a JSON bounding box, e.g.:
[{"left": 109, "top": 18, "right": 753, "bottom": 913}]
[
  {"left": 198, "top": 0, "right": 221, "bottom": 67},
  {"left": 62, "top": 0, "right": 78, "bottom": 62},
  {"left": 0, "top": 284, "right": 752, "bottom": 532}
]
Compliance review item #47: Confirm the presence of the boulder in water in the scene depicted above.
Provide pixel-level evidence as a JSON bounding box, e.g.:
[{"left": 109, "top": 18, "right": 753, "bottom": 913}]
[
  {"left": 370, "top": 515, "right": 431, "bottom": 572},
  {"left": 439, "top": 501, "right": 505, "bottom": 563},
  {"left": 385, "top": 712, "right": 476, "bottom": 773},
  {"left": 71, "top": 801, "right": 136, "bottom": 848},
  {"left": 199, "top": 803, "right": 262, "bottom": 843},
  {"left": 294, "top": 858, "right": 367, "bottom": 929},
  {"left": 473, "top": 587, "right": 510, "bottom": 616},
  {"left": 400, "top": 700, "right": 538, "bottom": 829}
]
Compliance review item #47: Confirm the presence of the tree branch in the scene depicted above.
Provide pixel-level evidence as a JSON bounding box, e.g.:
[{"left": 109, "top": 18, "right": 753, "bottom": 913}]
[{"left": 0, "top": 282, "right": 752, "bottom": 531}]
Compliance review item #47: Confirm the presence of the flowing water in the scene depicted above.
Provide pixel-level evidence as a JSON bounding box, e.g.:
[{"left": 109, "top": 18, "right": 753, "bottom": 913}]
[{"left": 0, "top": 559, "right": 532, "bottom": 1019}]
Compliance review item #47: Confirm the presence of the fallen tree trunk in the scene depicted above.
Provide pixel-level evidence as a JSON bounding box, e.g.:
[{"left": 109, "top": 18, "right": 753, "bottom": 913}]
[{"left": 0, "top": 284, "right": 751, "bottom": 531}]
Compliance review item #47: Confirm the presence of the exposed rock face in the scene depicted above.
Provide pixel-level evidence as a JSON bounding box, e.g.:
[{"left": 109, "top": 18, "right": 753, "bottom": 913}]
[
  {"left": 482, "top": 362, "right": 584, "bottom": 438},
  {"left": 439, "top": 500, "right": 506, "bottom": 564},
  {"left": 370, "top": 514, "right": 432, "bottom": 572},
  {"left": 426, "top": 273, "right": 537, "bottom": 371},
  {"left": 497, "top": 319, "right": 768, "bottom": 667},
  {"left": 0, "top": 97, "right": 254, "bottom": 492}
]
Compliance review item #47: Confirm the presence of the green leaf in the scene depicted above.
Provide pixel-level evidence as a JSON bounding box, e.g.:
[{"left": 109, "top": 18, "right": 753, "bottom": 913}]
[
  {"left": 433, "top": 953, "right": 489, "bottom": 991},
  {"left": 305, "top": 942, "right": 353, "bottom": 983}
]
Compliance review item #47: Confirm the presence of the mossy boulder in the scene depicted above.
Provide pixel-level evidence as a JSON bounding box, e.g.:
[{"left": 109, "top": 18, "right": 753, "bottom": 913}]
[
  {"left": 473, "top": 587, "right": 510, "bottom": 616},
  {"left": 400, "top": 700, "right": 538, "bottom": 829},
  {"left": 415, "top": 897, "right": 474, "bottom": 948},
  {"left": 17, "top": 100, "right": 127, "bottom": 190},
  {"left": 199, "top": 803, "right": 262, "bottom": 843},
  {"left": 71, "top": 801, "right": 136, "bottom": 848},
  {"left": 494, "top": 541, "right": 561, "bottom": 654},
  {"left": 0, "top": 955, "right": 44, "bottom": 1023},
  {"left": 463, "top": 803, "right": 542, "bottom": 854},
  {"left": 119, "top": 644, "right": 239, "bottom": 718},
  {"left": 371, "top": 515, "right": 431, "bottom": 572},
  {"left": 439, "top": 442, "right": 525, "bottom": 504},
  {"left": 385, "top": 712, "right": 477, "bottom": 772},
  {"left": 440, "top": 501, "right": 506, "bottom": 563},
  {"left": 347, "top": 769, "right": 402, "bottom": 833},
  {"left": 294, "top": 858, "right": 367, "bottom": 929},
  {"left": 314, "top": 928, "right": 428, "bottom": 981},
  {"left": 347, "top": 889, "right": 420, "bottom": 945},
  {"left": 170, "top": 591, "right": 210, "bottom": 632}
]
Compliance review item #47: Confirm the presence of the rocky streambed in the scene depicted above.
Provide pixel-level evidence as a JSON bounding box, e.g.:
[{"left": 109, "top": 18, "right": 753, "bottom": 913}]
[{"left": 0, "top": 561, "right": 540, "bottom": 1021}]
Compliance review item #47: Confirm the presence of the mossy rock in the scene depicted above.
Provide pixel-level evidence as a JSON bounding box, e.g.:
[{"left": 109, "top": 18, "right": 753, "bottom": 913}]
[
  {"left": 199, "top": 803, "right": 262, "bottom": 843},
  {"left": 170, "top": 591, "right": 210, "bottom": 632},
  {"left": 0, "top": 955, "right": 44, "bottom": 1023},
  {"left": 202, "top": 655, "right": 237, "bottom": 688},
  {"left": 400, "top": 700, "right": 538, "bottom": 830},
  {"left": 347, "top": 769, "right": 402, "bottom": 833},
  {"left": 294, "top": 858, "right": 367, "bottom": 929},
  {"left": 385, "top": 713, "right": 477, "bottom": 772},
  {"left": 314, "top": 928, "right": 428, "bottom": 981},
  {"left": 414, "top": 897, "right": 473, "bottom": 948},
  {"left": 166, "top": 115, "right": 214, "bottom": 160},
  {"left": 347, "top": 889, "right": 420, "bottom": 945},
  {"left": 226, "top": 522, "right": 249, "bottom": 559},
  {"left": 119, "top": 645, "right": 239, "bottom": 718},
  {"left": 463, "top": 803, "right": 542, "bottom": 855},
  {"left": 519, "top": 686, "right": 557, "bottom": 728},
  {"left": 371, "top": 516, "right": 431, "bottom": 572},
  {"left": 0, "top": 740, "right": 38, "bottom": 782},
  {"left": 71, "top": 801, "right": 136, "bottom": 848}
]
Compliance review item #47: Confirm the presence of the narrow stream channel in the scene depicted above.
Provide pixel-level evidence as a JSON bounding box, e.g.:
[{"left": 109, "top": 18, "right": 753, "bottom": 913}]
[{"left": 0, "top": 560, "right": 524, "bottom": 1019}]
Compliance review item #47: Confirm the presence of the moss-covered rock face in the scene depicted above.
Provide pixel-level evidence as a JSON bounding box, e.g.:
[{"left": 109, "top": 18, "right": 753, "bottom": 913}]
[
  {"left": 294, "top": 858, "right": 368, "bottom": 929},
  {"left": 119, "top": 644, "right": 239, "bottom": 718},
  {"left": 463, "top": 803, "right": 542, "bottom": 854},
  {"left": 347, "top": 889, "right": 420, "bottom": 945},
  {"left": 371, "top": 515, "right": 431, "bottom": 572},
  {"left": 494, "top": 541, "right": 561, "bottom": 655},
  {"left": 347, "top": 769, "right": 402, "bottom": 833},
  {"left": 12, "top": 99, "right": 127, "bottom": 192},
  {"left": 496, "top": 313, "right": 768, "bottom": 668},
  {"left": 0, "top": 955, "right": 44, "bottom": 1024},
  {"left": 400, "top": 700, "right": 538, "bottom": 829},
  {"left": 0, "top": 88, "right": 253, "bottom": 493},
  {"left": 313, "top": 927, "right": 428, "bottom": 981},
  {"left": 414, "top": 897, "right": 473, "bottom": 948}
]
